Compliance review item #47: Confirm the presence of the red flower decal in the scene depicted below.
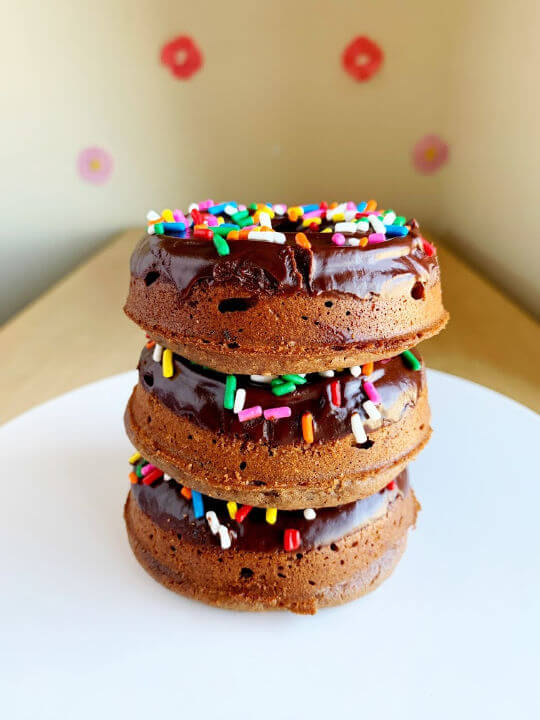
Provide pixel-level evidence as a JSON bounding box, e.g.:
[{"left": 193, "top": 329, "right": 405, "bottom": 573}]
[
  {"left": 342, "top": 36, "right": 383, "bottom": 82},
  {"left": 160, "top": 36, "right": 203, "bottom": 80}
]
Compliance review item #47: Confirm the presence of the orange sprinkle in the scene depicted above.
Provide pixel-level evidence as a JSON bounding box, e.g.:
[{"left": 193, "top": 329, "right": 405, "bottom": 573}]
[
  {"left": 360, "top": 236, "right": 368, "bottom": 247},
  {"left": 147, "top": 216, "right": 163, "bottom": 225},
  {"left": 295, "top": 232, "right": 311, "bottom": 249},
  {"left": 362, "top": 362, "right": 374, "bottom": 376},
  {"left": 329, "top": 201, "right": 338, "bottom": 209},
  {"left": 302, "top": 412, "right": 314, "bottom": 444},
  {"left": 129, "top": 472, "right": 138, "bottom": 484},
  {"left": 366, "top": 199, "right": 377, "bottom": 212},
  {"left": 145, "top": 340, "right": 156, "bottom": 350},
  {"left": 181, "top": 487, "right": 192, "bottom": 500},
  {"left": 227, "top": 230, "right": 240, "bottom": 241},
  {"left": 239, "top": 228, "right": 251, "bottom": 240},
  {"left": 288, "top": 210, "right": 299, "bottom": 222}
]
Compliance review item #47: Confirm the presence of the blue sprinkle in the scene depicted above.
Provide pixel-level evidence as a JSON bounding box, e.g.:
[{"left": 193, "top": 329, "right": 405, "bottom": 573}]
[
  {"left": 191, "top": 490, "right": 205, "bottom": 519},
  {"left": 357, "top": 201, "right": 368, "bottom": 213},
  {"left": 385, "top": 225, "right": 409, "bottom": 237},
  {"left": 163, "top": 222, "right": 186, "bottom": 233},
  {"left": 301, "top": 204, "right": 319, "bottom": 213},
  {"left": 208, "top": 202, "right": 235, "bottom": 215}
]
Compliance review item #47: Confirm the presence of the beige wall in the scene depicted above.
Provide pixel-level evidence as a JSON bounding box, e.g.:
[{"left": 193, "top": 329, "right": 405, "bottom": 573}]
[{"left": 1, "top": 0, "right": 538, "bottom": 323}]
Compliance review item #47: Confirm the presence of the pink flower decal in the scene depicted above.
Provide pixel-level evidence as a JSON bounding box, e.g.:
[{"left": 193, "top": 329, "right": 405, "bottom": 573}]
[
  {"left": 342, "top": 36, "right": 383, "bottom": 82},
  {"left": 77, "top": 147, "right": 113, "bottom": 184},
  {"left": 160, "top": 36, "right": 203, "bottom": 80},
  {"left": 412, "top": 134, "right": 449, "bottom": 174}
]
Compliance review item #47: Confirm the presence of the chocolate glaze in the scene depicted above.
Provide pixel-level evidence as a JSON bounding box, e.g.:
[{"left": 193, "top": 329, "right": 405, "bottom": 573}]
[
  {"left": 131, "top": 470, "right": 409, "bottom": 552},
  {"left": 138, "top": 346, "right": 424, "bottom": 445},
  {"left": 130, "top": 217, "right": 438, "bottom": 300}
]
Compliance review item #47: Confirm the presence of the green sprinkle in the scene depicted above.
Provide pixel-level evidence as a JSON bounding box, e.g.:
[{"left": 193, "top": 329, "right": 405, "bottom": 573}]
[
  {"left": 394, "top": 216, "right": 406, "bottom": 226},
  {"left": 401, "top": 350, "right": 421, "bottom": 371},
  {"left": 271, "top": 378, "right": 284, "bottom": 386},
  {"left": 248, "top": 203, "right": 258, "bottom": 211},
  {"left": 224, "top": 375, "right": 237, "bottom": 409},
  {"left": 237, "top": 216, "right": 254, "bottom": 228},
  {"left": 154, "top": 222, "right": 164, "bottom": 234},
  {"left": 213, "top": 235, "right": 230, "bottom": 256},
  {"left": 213, "top": 223, "right": 239, "bottom": 236},
  {"left": 135, "top": 461, "right": 147, "bottom": 479},
  {"left": 281, "top": 373, "right": 307, "bottom": 385},
  {"left": 231, "top": 210, "right": 249, "bottom": 223},
  {"left": 272, "top": 381, "right": 296, "bottom": 396}
]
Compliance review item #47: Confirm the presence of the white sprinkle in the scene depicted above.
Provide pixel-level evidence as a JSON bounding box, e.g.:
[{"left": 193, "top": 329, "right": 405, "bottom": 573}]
[
  {"left": 152, "top": 343, "right": 163, "bottom": 363},
  {"left": 258, "top": 211, "right": 272, "bottom": 227},
  {"left": 319, "top": 370, "right": 335, "bottom": 378},
  {"left": 218, "top": 525, "right": 232, "bottom": 549},
  {"left": 368, "top": 214, "right": 386, "bottom": 234},
  {"left": 247, "top": 230, "right": 286, "bottom": 244},
  {"left": 146, "top": 210, "right": 161, "bottom": 222},
  {"left": 344, "top": 209, "right": 357, "bottom": 221},
  {"left": 334, "top": 222, "right": 357, "bottom": 233},
  {"left": 163, "top": 473, "right": 172, "bottom": 482},
  {"left": 383, "top": 211, "right": 396, "bottom": 225},
  {"left": 350, "top": 366, "right": 362, "bottom": 377},
  {"left": 367, "top": 368, "right": 385, "bottom": 383},
  {"left": 188, "top": 203, "right": 199, "bottom": 213},
  {"left": 363, "top": 400, "right": 382, "bottom": 421},
  {"left": 206, "top": 511, "right": 220, "bottom": 535},
  {"left": 147, "top": 224, "right": 155, "bottom": 235},
  {"left": 250, "top": 374, "right": 275, "bottom": 383},
  {"left": 351, "top": 412, "right": 368, "bottom": 444},
  {"left": 233, "top": 388, "right": 246, "bottom": 413},
  {"left": 356, "top": 220, "right": 369, "bottom": 232},
  {"left": 348, "top": 237, "right": 360, "bottom": 247},
  {"left": 224, "top": 204, "right": 237, "bottom": 215},
  {"left": 304, "top": 508, "right": 317, "bottom": 520}
]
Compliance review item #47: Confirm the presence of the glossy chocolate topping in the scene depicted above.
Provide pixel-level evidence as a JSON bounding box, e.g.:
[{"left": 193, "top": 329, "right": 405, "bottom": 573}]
[
  {"left": 130, "top": 217, "right": 438, "bottom": 301},
  {"left": 138, "top": 346, "right": 424, "bottom": 445},
  {"left": 131, "top": 470, "right": 409, "bottom": 552}
]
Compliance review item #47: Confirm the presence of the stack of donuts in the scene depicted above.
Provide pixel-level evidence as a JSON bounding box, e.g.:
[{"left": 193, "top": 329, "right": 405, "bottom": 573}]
[{"left": 123, "top": 200, "right": 448, "bottom": 614}]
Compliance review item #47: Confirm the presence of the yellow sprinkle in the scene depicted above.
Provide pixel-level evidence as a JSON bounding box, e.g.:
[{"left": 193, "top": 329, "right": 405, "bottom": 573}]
[
  {"left": 227, "top": 501, "right": 238, "bottom": 519},
  {"left": 321, "top": 227, "right": 332, "bottom": 233},
  {"left": 129, "top": 451, "right": 141, "bottom": 465},
  {"left": 266, "top": 507, "right": 277, "bottom": 525},
  {"left": 162, "top": 348, "right": 174, "bottom": 378},
  {"left": 332, "top": 212, "right": 345, "bottom": 221},
  {"left": 302, "top": 217, "right": 321, "bottom": 227},
  {"left": 217, "top": 216, "right": 224, "bottom": 225},
  {"left": 161, "top": 208, "right": 174, "bottom": 222}
]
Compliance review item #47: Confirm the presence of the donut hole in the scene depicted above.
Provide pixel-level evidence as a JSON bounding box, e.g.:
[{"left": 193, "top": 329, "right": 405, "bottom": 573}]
[
  {"left": 239, "top": 461, "right": 247, "bottom": 471},
  {"left": 330, "top": 543, "right": 339, "bottom": 552},
  {"left": 324, "top": 300, "right": 333, "bottom": 308},
  {"left": 356, "top": 439, "right": 374, "bottom": 450},
  {"left": 296, "top": 553, "right": 303, "bottom": 560},
  {"left": 277, "top": 572, "right": 286, "bottom": 579},
  {"left": 227, "top": 342, "right": 240, "bottom": 349},
  {"left": 218, "top": 297, "right": 257, "bottom": 313},
  {"left": 240, "top": 567, "right": 254, "bottom": 579},
  {"left": 143, "top": 372, "right": 154, "bottom": 387},
  {"left": 308, "top": 580, "right": 316, "bottom": 586},
  {"left": 411, "top": 281, "right": 425, "bottom": 300},
  {"left": 144, "top": 271, "right": 160, "bottom": 286}
]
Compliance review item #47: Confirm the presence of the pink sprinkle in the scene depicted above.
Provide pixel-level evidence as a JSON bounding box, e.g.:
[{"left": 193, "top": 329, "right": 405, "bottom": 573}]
[
  {"left": 206, "top": 215, "right": 218, "bottom": 227},
  {"left": 346, "top": 201, "right": 356, "bottom": 210},
  {"left": 368, "top": 233, "right": 386, "bottom": 244},
  {"left": 199, "top": 199, "right": 214, "bottom": 210},
  {"left": 141, "top": 463, "right": 157, "bottom": 476},
  {"left": 303, "top": 209, "right": 324, "bottom": 219},
  {"left": 238, "top": 405, "right": 263, "bottom": 422},
  {"left": 238, "top": 204, "right": 247, "bottom": 211},
  {"left": 263, "top": 406, "right": 292, "bottom": 421},
  {"left": 363, "top": 380, "right": 381, "bottom": 404},
  {"left": 173, "top": 209, "right": 187, "bottom": 224},
  {"left": 273, "top": 203, "right": 287, "bottom": 215},
  {"left": 332, "top": 233, "right": 346, "bottom": 246}
]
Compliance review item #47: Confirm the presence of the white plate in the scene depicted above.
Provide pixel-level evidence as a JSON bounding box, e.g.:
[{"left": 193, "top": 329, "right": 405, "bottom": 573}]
[{"left": 1, "top": 370, "right": 538, "bottom": 719}]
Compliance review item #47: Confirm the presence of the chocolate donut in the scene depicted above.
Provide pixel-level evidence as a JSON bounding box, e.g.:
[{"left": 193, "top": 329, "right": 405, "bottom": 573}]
[
  {"left": 124, "top": 345, "right": 430, "bottom": 508},
  {"left": 124, "top": 202, "right": 448, "bottom": 374},
  {"left": 124, "top": 467, "right": 419, "bottom": 614}
]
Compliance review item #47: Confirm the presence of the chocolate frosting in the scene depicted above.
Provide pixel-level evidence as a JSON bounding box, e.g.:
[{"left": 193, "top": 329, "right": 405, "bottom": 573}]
[
  {"left": 131, "top": 470, "right": 409, "bottom": 552},
  {"left": 138, "top": 347, "right": 424, "bottom": 445},
  {"left": 130, "top": 217, "right": 438, "bottom": 300}
]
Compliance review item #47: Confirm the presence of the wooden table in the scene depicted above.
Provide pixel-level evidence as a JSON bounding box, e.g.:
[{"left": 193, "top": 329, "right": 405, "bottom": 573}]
[{"left": 1, "top": 229, "right": 539, "bottom": 424}]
